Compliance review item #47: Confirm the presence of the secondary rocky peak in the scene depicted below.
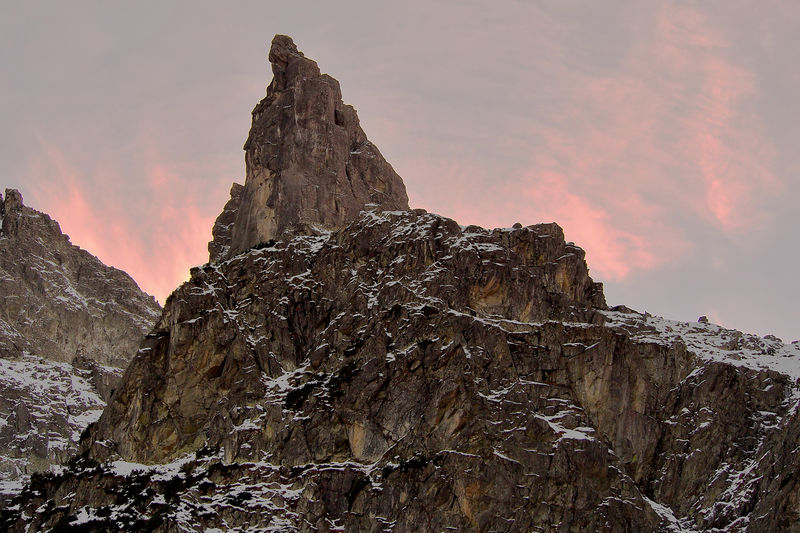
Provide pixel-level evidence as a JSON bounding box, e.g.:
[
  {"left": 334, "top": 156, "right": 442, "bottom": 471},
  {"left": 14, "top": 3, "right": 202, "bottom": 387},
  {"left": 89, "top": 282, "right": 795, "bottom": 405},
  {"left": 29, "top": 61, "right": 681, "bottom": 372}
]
[
  {"left": 0, "top": 187, "right": 161, "bottom": 488},
  {"left": 0, "top": 186, "right": 161, "bottom": 366},
  {"left": 3, "top": 188, "right": 23, "bottom": 211},
  {"left": 210, "top": 35, "right": 409, "bottom": 261},
  {"left": 207, "top": 182, "right": 243, "bottom": 262}
]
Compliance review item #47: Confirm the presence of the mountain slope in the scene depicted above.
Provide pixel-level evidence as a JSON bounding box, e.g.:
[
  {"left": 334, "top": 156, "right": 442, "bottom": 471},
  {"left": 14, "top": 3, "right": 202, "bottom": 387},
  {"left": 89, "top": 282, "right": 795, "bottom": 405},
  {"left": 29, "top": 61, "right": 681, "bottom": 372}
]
[
  {"left": 0, "top": 189, "right": 159, "bottom": 366},
  {"left": 0, "top": 189, "right": 161, "bottom": 493},
  {"left": 3, "top": 36, "right": 800, "bottom": 532}
]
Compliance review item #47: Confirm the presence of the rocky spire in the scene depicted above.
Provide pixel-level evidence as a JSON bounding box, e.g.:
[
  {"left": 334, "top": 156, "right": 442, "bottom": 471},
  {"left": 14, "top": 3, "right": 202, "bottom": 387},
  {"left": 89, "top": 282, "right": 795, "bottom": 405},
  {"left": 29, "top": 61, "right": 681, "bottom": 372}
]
[
  {"left": 209, "top": 35, "right": 409, "bottom": 262},
  {"left": 1, "top": 188, "right": 25, "bottom": 237},
  {"left": 207, "top": 182, "right": 244, "bottom": 262}
]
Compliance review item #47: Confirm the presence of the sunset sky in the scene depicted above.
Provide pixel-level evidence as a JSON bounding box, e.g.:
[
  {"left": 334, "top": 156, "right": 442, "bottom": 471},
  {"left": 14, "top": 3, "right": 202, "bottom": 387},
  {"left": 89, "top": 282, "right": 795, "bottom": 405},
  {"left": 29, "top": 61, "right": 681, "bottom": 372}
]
[{"left": 2, "top": 1, "right": 798, "bottom": 341}]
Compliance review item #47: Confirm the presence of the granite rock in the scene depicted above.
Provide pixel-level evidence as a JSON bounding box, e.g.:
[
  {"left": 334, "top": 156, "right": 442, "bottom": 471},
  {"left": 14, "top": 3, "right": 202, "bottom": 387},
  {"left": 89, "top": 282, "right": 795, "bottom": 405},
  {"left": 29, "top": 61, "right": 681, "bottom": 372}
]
[{"left": 209, "top": 35, "right": 409, "bottom": 260}]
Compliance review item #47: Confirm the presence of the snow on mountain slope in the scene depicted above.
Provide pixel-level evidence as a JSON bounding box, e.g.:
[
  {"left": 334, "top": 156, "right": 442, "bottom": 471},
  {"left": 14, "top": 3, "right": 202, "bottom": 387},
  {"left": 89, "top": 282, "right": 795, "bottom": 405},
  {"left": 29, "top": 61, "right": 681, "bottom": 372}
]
[
  {"left": 0, "top": 188, "right": 161, "bottom": 500},
  {"left": 0, "top": 355, "right": 120, "bottom": 499},
  {"left": 602, "top": 309, "right": 800, "bottom": 381}
]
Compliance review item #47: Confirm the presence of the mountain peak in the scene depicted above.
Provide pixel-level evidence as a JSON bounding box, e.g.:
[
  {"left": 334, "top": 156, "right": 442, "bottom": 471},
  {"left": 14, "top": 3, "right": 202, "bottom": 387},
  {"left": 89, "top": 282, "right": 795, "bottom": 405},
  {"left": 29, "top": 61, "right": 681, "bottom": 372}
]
[
  {"left": 268, "top": 34, "right": 300, "bottom": 62},
  {"left": 209, "top": 35, "right": 409, "bottom": 262},
  {"left": 267, "top": 34, "right": 318, "bottom": 92},
  {"left": 2, "top": 188, "right": 23, "bottom": 212}
]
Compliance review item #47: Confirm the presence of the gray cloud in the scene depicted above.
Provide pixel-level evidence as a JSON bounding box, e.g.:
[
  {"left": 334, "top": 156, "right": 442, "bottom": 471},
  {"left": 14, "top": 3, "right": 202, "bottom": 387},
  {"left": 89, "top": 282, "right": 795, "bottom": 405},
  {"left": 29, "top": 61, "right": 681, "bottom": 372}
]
[{"left": 1, "top": 1, "right": 796, "bottom": 340}]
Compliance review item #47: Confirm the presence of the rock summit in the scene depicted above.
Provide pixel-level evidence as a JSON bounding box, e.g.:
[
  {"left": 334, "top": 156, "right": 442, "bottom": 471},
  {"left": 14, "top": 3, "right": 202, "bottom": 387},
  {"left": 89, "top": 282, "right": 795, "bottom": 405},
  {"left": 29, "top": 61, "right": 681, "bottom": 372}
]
[{"left": 209, "top": 35, "right": 409, "bottom": 262}]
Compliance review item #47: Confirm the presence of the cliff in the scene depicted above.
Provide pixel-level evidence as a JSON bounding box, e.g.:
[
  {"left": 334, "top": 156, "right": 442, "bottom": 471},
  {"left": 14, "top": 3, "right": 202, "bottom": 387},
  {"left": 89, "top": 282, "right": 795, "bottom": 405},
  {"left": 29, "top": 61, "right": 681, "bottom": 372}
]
[
  {"left": 0, "top": 189, "right": 161, "bottom": 491},
  {"left": 209, "top": 35, "right": 409, "bottom": 262},
  {"left": 3, "top": 36, "right": 800, "bottom": 532}
]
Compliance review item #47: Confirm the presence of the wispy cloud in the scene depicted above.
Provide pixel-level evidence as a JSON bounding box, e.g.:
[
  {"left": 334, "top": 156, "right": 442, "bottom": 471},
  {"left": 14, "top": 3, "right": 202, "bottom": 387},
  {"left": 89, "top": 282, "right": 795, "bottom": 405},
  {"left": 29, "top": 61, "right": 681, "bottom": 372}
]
[
  {"left": 511, "top": 3, "right": 776, "bottom": 278},
  {"left": 656, "top": 5, "right": 779, "bottom": 230},
  {"left": 28, "top": 139, "right": 221, "bottom": 303},
  {"left": 391, "top": 3, "right": 779, "bottom": 285}
]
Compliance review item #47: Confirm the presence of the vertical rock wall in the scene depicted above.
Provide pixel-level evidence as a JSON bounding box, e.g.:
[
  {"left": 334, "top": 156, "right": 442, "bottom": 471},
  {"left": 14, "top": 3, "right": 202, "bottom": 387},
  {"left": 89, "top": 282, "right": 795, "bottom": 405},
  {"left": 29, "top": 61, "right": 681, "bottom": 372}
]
[{"left": 209, "top": 35, "right": 409, "bottom": 261}]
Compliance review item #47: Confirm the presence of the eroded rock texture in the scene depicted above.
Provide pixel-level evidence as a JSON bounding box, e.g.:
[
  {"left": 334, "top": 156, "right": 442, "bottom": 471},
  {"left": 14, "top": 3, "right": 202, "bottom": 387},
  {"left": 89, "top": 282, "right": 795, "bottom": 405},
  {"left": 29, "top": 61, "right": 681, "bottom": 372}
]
[
  {"left": 5, "top": 209, "right": 800, "bottom": 531},
  {"left": 0, "top": 189, "right": 161, "bottom": 489},
  {"left": 4, "top": 37, "right": 800, "bottom": 533},
  {"left": 0, "top": 189, "right": 160, "bottom": 366},
  {"left": 208, "top": 182, "right": 244, "bottom": 263},
  {"left": 93, "top": 211, "right": 605, "bottom": 465},
  {"left": 209, "top": 35, "right": 409, "bottom": 260}
]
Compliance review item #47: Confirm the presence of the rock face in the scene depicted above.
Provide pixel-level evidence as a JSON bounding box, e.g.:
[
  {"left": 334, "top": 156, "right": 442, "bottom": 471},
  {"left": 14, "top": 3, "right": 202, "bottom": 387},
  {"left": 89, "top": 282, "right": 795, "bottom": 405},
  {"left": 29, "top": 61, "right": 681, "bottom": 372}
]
[
  {"left": 207, "top": 183, "right": 244, "bottom": 263},
  {"left": 0, "top": 189, "right": 161, "bottom": 489},
  {"left": 94, "top": 212, "right": 605, "bottom": 466},
  {"left": 208, "top": 35, "right": 409, "bottom": 261},
  {"left": 0, "top": 354, "right": 122, "bottom": 493},
  {"left": 4, "top": 37, "right": 800, "bottom": 532},
  {"left": 0, "top": 189, "right": 160, "bottom": 366},
  {"left": 6, "top": 211, "right": 800, "bottom": 532}
]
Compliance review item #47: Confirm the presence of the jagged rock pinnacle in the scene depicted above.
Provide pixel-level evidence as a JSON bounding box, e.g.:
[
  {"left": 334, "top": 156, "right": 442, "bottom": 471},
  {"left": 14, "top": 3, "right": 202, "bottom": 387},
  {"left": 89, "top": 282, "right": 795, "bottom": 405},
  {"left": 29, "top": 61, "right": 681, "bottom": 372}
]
[
  {"left": 1, "top": 189, "right": 24, "bottom": 237},
  {"left": 209, "top": 35, "right": 409, "bottom": 262}
]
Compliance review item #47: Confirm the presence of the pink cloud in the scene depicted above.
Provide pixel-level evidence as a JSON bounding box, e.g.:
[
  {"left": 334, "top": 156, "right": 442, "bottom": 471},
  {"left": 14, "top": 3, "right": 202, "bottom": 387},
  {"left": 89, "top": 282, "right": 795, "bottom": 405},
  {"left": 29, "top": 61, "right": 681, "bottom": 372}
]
[
  {"left": 28, "top": 142, "right": 124, "bottom": 260},
  {"left": 397, "top": 3, "right": 780, "bottom": 284},
  {"left": 399, "top": 155, "right": 677, "bottom": 282},
  {"left": 655, "top": 5, "right": 779, "bottom": 230},
  {"left": 27, "top": 140, "right": 220, "bottom": 303},
  {"left": 509, "top": 4, "right": 777, "bottom": 277},
  {"left": 518, "top": 170, "right": 662, "bottom": 281}
]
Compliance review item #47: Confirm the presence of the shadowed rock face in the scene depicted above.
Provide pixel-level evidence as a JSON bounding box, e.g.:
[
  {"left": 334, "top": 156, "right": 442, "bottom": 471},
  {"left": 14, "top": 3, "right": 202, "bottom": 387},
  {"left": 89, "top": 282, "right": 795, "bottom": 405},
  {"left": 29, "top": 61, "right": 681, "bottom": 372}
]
[
  {"left": 209, "top": 35, "right": 409, "bottom": 262},
  {"left": 207, "top": 183, "right": 243, "bottom": 262}
]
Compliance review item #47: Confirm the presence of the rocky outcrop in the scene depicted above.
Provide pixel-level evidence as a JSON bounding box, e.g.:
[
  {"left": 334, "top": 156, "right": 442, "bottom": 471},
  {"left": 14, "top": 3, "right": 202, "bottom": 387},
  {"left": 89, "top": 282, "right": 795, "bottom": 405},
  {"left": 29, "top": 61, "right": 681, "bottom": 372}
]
[
  {"left": 0, "top": 189, "right": 161, "bottom": 490},
  {"left": 207, "top": 182, "right": 243, "bottom": 263},
  {"left": 4, "top": 36, "right": 800, "bottom": 532},
  {"left": 91, "top": 211, "right": 605, "bottom": 465},
  {"left": 6, "top": 209, "right": 800, "bottom": 531},
  {"left": 209, "top": 35, "right": 409, "bottom": 260},
  {"left": 0, "top": 189, "right": 161, "bottom": 366},
  {"left": 598, "top": 311, "right": 800, "bottom": 531}
]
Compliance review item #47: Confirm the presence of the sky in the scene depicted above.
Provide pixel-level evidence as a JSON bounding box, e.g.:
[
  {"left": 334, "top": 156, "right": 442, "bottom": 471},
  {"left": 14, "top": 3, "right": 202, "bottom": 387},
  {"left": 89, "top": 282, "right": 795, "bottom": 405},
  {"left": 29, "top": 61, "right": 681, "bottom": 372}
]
[{"left": 1, "top": 1, "right": 798, "bottom": 341}]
